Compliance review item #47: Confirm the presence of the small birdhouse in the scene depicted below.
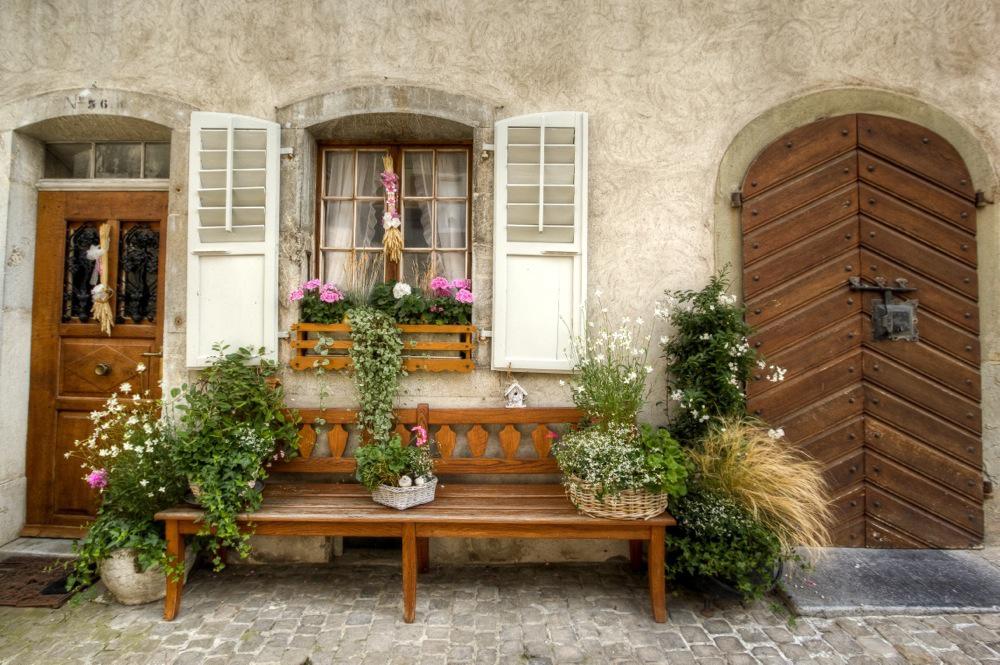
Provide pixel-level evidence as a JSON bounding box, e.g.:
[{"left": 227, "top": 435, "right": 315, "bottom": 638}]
[{"left": 504, "top": 381, "right": 527, "bottom": 408}]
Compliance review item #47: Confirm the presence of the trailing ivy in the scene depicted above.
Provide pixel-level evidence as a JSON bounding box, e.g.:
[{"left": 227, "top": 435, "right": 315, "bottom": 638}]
[{"left": 347, "top": 307, "right": 404, "bottom": 441}]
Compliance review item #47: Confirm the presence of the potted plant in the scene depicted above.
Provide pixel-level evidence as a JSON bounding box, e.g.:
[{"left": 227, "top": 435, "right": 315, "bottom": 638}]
[
  {"left": 555, "top": 305, "right": 689, "bottom": 519},
  {"left": 659, "top": 272, "right": 830, "bottom": 599},
  {"left": 65, "top": 370, "right": 193, "bottom": 604},
  {"left": 171, "top": 345, "right": 300, "bottom": 569},
  {"left": 356, "top": 426, "right": 437, "bottom": 510}
]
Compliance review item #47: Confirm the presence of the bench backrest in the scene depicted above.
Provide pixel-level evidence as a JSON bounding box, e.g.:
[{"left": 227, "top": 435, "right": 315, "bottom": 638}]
[{"left": 273, "top": 404, "right": 584, "bottom": 475}]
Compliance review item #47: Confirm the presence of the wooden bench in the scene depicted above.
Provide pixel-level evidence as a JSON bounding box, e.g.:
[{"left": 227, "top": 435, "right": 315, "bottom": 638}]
[{"left": 155, "top": 405, "right": 675, "bottom": 623}]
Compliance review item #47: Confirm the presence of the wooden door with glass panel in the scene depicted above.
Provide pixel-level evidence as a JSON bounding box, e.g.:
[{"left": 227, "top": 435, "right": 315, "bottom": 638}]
[{"left": 23, "top": 191, "right": 167, "bottom": 536}]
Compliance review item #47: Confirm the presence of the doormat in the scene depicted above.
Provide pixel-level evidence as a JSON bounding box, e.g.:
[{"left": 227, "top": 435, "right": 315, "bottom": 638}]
[
  {"left": 781, "top": 548, "right": 1000, "bottom": 617},
  {"left": 0, "top": 556, "right": 79, "bottom": 608}
]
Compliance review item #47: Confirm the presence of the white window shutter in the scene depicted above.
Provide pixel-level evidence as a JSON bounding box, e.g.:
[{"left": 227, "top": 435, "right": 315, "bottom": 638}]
[
  {"left": 186, "top": 111, "right": 280, "bottom": 368},
  {"left": 492, "top": 111, "right": 587, "bottom": 372}
]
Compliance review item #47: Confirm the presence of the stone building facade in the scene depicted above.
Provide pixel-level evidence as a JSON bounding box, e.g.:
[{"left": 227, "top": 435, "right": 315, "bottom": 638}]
[{"left": 0, "top": 0, "right": 996, "bottom": 558}]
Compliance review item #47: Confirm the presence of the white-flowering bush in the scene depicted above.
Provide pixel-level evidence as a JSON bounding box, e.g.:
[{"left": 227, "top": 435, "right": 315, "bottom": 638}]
[{"left": 565, "top": 295, "right": 654, "bottom": 426}]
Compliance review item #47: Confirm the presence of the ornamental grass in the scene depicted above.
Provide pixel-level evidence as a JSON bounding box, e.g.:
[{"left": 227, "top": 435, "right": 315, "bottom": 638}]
[{"left": 687, "top": 417, "right": 831, "bottom": 552}]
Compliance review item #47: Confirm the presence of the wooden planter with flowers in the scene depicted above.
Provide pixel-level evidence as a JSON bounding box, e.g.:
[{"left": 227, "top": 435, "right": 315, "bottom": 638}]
[{"left": 289, "top": 322, "right": 476, "bottom": 373}]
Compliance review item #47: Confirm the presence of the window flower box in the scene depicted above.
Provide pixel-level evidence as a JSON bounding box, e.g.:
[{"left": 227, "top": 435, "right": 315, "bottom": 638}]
[{"left": 289, "top": 322, "right": 475, "bottom": 373}]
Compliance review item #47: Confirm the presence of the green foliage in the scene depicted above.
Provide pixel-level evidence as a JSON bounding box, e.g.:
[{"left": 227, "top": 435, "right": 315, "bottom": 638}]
[
  {"left": 553, "top": 423, "right": 688, "bottom": 499},
  {"left": 395, "top": 291, "right": 430, "bottom": 324},
  {"left": 354, "top": 434, "right": 434, "bottom": 490},
  {"left": 347, "top": 307, "right": 403, "bottom": 441},
  {"left": 667, "top": 487, "right": 784, "bottom": 601},
  {"left": 66, "top": 389, "right": 187, "bottom": 591},
  {"left": 171, "top": 345, "right": 300, "bottom": 569},
  {"left": 661, "top": 270, "right": 783, "bottom": 444},
  {"left": 567, "top": 305, "right": 655, "bottom": 426}
]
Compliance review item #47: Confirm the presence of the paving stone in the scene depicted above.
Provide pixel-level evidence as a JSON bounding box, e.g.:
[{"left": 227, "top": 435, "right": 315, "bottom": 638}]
[{"left": 0, "top": 562, "right": 995, "bottom": 664}]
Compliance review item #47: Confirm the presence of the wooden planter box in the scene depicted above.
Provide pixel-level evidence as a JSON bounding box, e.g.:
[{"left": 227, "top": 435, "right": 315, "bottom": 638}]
[{"left": 289, "top": 322, "right": 475, "bottom": 373}]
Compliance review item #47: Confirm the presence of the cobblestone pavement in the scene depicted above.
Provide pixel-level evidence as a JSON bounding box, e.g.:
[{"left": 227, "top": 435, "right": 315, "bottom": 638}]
[{"left": 1, "top": 562, "right": 999, "bottom": 664}]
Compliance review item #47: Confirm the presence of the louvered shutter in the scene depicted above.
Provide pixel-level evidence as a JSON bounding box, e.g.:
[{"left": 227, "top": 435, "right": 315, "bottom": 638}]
[
  {"left": 186, "top": 112, "right": 280, "bottom": 368},
  {"left": 492, "top": 112, "right": 588, "bottom": 372}
]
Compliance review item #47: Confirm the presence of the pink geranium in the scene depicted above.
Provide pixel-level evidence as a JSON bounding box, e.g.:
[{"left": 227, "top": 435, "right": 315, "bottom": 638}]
[
  {"left": 429, "top": 276, "right": 451, "bottom": 296},
  {"left": 319, "top": 288, "right": 342, "bottom": 303},
  {"left": 289, "top": 289, "right": 304, "bottom": 302},
  {"left": 451, "top": 279, "right": 472, "bottom": 290},
  {"left": 411, "top": 425, "right": 428, "bottom": 447},
  {"left": 454, "top": 288, "right": 474, "bottom": 304},
  {"left": 86, "top": 468, "right": 109, "bottom": 489},
  {"left": 303, "top": 278, "right": 322, "bottom": 291}
]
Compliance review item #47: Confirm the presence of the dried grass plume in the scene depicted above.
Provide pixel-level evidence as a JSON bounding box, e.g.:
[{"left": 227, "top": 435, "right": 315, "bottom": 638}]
[{"left": 688, "top": 417, "right": 832, "bottom": 552}]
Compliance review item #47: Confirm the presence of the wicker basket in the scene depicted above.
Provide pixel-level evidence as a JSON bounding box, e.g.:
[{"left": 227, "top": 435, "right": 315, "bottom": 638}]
[
  {"left": 565, "top": 475, "right": 668, "bottom": 520},
  {"left": 372, "top": 477, "right": 438, "bottom": 510}
]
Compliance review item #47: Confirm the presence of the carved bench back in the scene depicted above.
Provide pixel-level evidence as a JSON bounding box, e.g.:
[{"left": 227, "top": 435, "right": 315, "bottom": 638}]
[{"left": 273, "top": 404, "right": 583, "bottom": 475}]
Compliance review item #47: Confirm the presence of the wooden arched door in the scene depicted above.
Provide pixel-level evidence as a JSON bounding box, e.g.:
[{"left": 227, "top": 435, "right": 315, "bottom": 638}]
[{"left": 741, "top": 114, "right": 983, "bottom": 548}]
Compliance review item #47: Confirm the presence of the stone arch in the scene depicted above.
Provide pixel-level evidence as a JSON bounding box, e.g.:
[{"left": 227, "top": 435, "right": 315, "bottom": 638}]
[{"left": 712, "top": 87, "right": 1000, "bottom": 546}]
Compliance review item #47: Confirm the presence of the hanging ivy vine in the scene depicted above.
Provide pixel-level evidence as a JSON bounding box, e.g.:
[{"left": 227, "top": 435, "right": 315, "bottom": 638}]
[{"left": 347, "top": 306, "right": 404, "bottom": 441}]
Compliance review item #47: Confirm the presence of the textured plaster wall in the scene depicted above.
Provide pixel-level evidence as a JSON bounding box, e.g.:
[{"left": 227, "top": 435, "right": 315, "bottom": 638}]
[{"left": 0, "top": 0, "right": 999, "bottom": 552}]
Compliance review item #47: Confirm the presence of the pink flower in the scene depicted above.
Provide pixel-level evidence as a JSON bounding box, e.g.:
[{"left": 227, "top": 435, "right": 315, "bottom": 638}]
[
  {"left": 451, "top": 279, "right": 472, "bottom": 290},
  {"left": 289, "top": 289, "right": 304, "bottom": 302},
  {"left": 545, "top": 431, "right": 559, "bottom": 440},
  {"left": 454, "top": 288, "right": 474, "bottom": 304},
  {"left": 319, "top": 289, "right": 342, "bottom": 303},
  {"left": 85, "top": 468, "right": 109, "bottom": 489},
  {"left": 429, "top": 276, "right": 451, "bottom": 296},
  {"left": 303, "top": 279, "right": 322, "bottom": 291},
  {"left": 411, "top": 425, "right": 428, "bottom": 447}
]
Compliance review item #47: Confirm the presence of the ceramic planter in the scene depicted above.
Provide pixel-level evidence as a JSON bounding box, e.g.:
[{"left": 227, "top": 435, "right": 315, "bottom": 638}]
[{"left": 99, "top": 546, "right": 194, "bottom": 606}]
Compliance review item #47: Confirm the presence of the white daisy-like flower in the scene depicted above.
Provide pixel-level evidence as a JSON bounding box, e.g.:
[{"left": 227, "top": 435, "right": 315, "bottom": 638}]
[
  {"left": 767, "top": 428, "right": 785, "bottom": 440},
  {"left": 558, "top": 379, "right": 566, "bottom": 386},
  {"left": 119, "top": 382, "right": 132, "bottom": 394},
  {"left": 136, "top": 362, "right": 147, "bottom": 373},
  {"left": 139, "top": 479, "right": 148, "bottom": 487},
  {"left": 660, "top": 336, "right": 669, "bottom": 345}
]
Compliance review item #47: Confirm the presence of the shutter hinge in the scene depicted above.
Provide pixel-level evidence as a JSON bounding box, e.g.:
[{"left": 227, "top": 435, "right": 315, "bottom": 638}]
[
  {"left": 730, "top": 192, "right": 743, "bottom": 208},
  {"left": 975, "top": 190, "right": 992, "bottom": 207},
  {"left": 280, "top": 147, "right": 294, "bottom": 158}
]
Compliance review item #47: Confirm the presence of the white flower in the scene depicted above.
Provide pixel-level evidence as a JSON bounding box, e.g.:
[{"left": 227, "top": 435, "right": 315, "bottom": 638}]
[
  {"left": 158, "top": 486, "right": 166, "bottom": 493},
  {"left": 670, "top": 390, "right": 684, "bottom": 401},
  {"left": 558, "top": 380, "right": 566, "bottom": 386},
  {"left": 147, "top": 492, "right": 154, "bottom": 498},
  {"left": 119, "top": 382, "right": 132, "bottom": 394},
  {"left": 392, "top": 282, "right": 412, "bottom": 299},
  {"left": 659, "top": 336, "right": 669, "bottom": 345},
  {"left": 699, "top": 333, "right": 711, "bottom": 341},
  {"left": 757, "top": 360, "right": 767, "bottom": 369},
  {"left": 593, "top": 288, "right": 603, "bottom": 298},
  {"left": 635, "top": 317, "right": 644, "bottom": 326},
  {"left": 767, "top": 428, "right": 785, "bottom": 440},
  {"left": 136, "top": 362, "right": 147, "bottom": 373},
  {"left": 139, "top": 479, "right": 148, "bottom": 487}
]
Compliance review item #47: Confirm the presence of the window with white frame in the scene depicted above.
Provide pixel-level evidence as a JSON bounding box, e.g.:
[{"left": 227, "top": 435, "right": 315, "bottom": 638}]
[{"left": 318, "top": 145, "right": 471, "bottom": 286}]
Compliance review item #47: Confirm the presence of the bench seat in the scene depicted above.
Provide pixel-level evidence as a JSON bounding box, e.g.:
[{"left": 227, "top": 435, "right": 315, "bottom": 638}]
[{"left": 156, "top": 482, "right": 675, "bottom": 623}]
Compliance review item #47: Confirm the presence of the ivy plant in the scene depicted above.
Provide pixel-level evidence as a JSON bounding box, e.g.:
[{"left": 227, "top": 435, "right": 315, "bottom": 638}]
[
  {"left": 171, "top": 345, "right": 300, "bottom": 569},
  {"left": 346, "top": 307, "right": 403, "bottom": 442}
]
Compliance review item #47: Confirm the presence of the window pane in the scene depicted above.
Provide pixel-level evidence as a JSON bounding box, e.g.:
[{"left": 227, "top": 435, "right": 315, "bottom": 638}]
[
  {"left": 355, "top": 200, "right": 385, "bottom": 248},
  {"left": 357, "top": 151, "right": 387, "bottom": 197},
  {"left": 436, "top": 201, "right": 466, "bottom": 248},
  {"left": 323, "top": 201, "right": 353, "bottom": 248},
  {"left": 402, "top": 252, "right": 432, "bottom": 285},
  {"left": 345, "top": 251, "right": 384, "bottom": 289},
  {"left": 323, "top": 251, "right": 350, "bottom": 286},
  {"left": 143, "top": 143, "right": 171, "bottom": 178},
  {"left": 44, "top": 143, "right": 90, "bottom": 178},
  {"left": 436, "top": 252, "right": 467, "bottom": 281},
  {"left": 436, "top": 152, "right": 467, "bottom": 197},
  {"left": 403, "top": 151, "right": 433, "bottom": 197},
  {"left": 403, "top": 201, "right": 432, "bottom": 248},
  {"left": 324, "top": 150, "right": 353, "bottom": 197},
  {"left": 95, "top": 143, "right": 141, "bottom": 178}
]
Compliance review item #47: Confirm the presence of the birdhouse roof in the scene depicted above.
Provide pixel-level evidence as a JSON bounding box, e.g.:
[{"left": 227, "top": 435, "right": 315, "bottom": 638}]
[{"left": 504, "top": 381, "right": 527, "bottom": 396}]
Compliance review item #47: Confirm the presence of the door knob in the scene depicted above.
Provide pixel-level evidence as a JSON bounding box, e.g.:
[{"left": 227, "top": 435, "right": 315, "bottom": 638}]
[{"left": 94, "top": 363, "right": 111, "bottom": 376}]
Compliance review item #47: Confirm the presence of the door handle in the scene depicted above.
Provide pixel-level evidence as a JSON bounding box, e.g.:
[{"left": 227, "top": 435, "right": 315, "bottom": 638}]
[
  {"left": 94, "top": 363, "right": 111, "bottom": 376},
  {"left": 141, "top": 351, "right": 163, "bottom": 357}
]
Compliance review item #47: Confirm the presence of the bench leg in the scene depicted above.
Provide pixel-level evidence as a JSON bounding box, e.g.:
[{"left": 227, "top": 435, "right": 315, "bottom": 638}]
[
  {"left": 164, "top": 520, "right": 184, "bottom": 621},
  {"left": 629, "top": 540, "right": 644, "bottom": 572},
  {"left": 402, "top": 524, "right": 417, "bottom": 623},
  {"left": 648, "top": 527, "right": 667, "bottom": 623},
  {"left": 417, "top": 537, "right": 430, "bottom": 574}
]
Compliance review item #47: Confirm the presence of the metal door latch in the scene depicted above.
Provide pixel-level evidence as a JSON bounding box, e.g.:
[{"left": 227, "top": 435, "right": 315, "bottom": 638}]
[{"left": 848, "top": 277, "right": 919, "bottom": 342}]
